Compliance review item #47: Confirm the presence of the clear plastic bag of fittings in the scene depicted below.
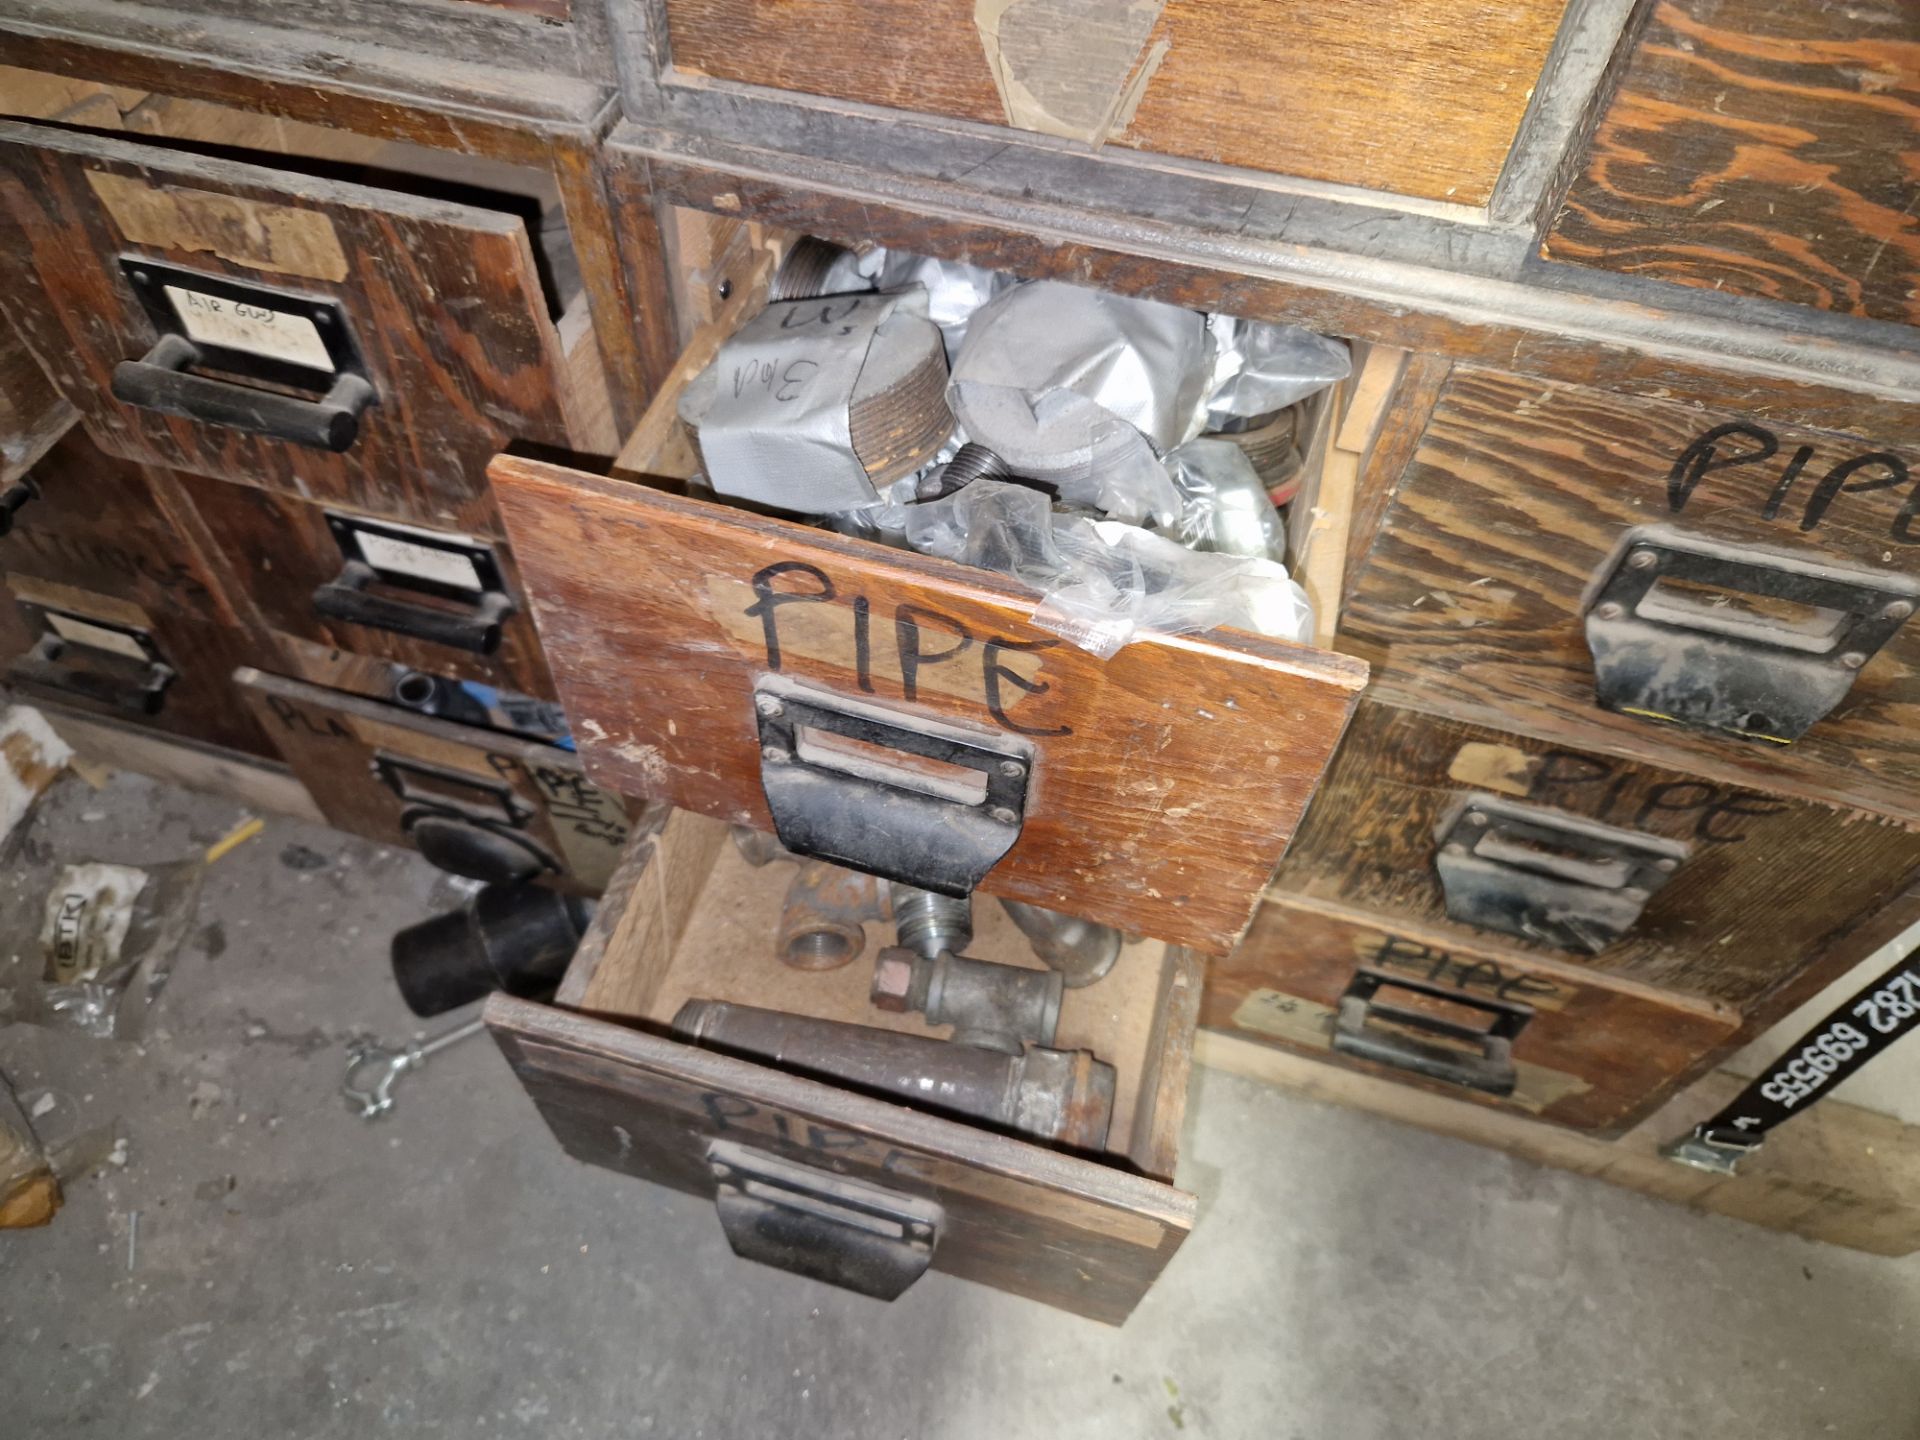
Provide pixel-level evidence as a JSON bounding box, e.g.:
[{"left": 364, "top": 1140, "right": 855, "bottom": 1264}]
[
  {"left": 905, "top": 476, "right": 1311, "bottom": 659},
  {"left": 1, "top": 859, "right": 204, "bottom": 1040}
]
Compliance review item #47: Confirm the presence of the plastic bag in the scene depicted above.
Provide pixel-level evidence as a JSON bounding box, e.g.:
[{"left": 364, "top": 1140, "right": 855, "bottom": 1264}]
[
  {"left": 1199, "top": 315, "right": 1350, "bottom": 432},
  {"left": 1162, "top": 438, "right": 1287, "bottom": 560},
  {"left": 905, "top": 479, "right": 1312, "bottom": 659},
  {"left": 947, "top": 282, "right": 1214, "bottom": 525},
  {"left": 9, "top": 859, "right": 204, "bottom": 1040}
]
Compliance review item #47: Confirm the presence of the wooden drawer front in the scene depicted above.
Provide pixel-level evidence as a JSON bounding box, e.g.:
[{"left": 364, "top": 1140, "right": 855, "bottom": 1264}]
[
  {"left": 180, "top": 473, "right": 554, "bottom": 701},
  {"left": 488, "top": 808, "right": 1201, "bottom": 1324},
  {"left": 0, "top": 120, "right": 583, "bottom": 536},
  {"left": 235, "top": 670, "right": 631, "bottom": 894},
  {"left": 0, "top": 432, "right": 237, "bottom": 626},
  {"left": 490, "top": 455, "right": 1368, "bottom": 955},
  {"left": 0, "top": 578, "right": 273, "bottom": 755},
  {"left": 1344, "top": 368, "right": 1920, "bottom": 820},
  {"left": 1544, "top": 0, "right": 1919, "bottom": 328},
  {"left": 653, "top": 0, "right": 1570, "bottom": 206},
  {"left": 1272, "top": 703, "right": 1920, "bottom": 1008},
  {"left": 1205, "top": 895, "right": 1738, "bottom": 1134},
  {"left": 1, "top": 311, "right": 69, "bottom": 484}
]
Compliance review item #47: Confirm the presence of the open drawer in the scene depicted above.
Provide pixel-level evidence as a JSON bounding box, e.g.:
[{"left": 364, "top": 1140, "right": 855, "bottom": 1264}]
[
  {"left": 487, "top": 807, "right": 1203, "bottom": 1324},
  {"left": 489, "top": 220, "right": 1370, "bottom": 956},
  {"left": 0, "top": 101, "right": 612, "bottom": 537}
]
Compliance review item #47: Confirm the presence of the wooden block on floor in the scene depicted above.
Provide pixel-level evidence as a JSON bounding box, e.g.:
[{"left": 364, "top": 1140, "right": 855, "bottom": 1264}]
[{"left": 1197, "top": 1029, "right": 1920, "bottom": 1257}]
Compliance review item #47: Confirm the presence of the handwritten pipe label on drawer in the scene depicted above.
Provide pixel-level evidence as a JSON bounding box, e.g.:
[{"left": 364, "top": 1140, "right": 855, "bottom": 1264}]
[{"left": 163, "top": 285, "right": 336, "bottom": 372}]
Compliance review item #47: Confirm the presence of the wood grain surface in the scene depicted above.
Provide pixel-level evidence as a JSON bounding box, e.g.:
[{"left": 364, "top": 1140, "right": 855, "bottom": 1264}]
[
  {"left": 235, "top": 669, "right": 631, "bottom": 894},
  {"left": 1205, "top": 893, "right": 1738, "bottom": 1134},
  {"left": 0, "top": 431, "right": 243, "bottom": 627},
  {"left": 179, "top": 473, "right": 556, "bottom": 701},
  {"left": 0, "top": 309, "right": 69, "bottom": 484},
  {"left": 661, "top": 0, "right": 1568, "bottom": 204},
  {"left": 0, "top": 578, "right": 278, "bottom": 755},
  {"left": 635, "top": 152, "right": 1920, "bottom": 445},
  {"left": 1342, "top": 367, "right": 1920, "bottom": 818},
  {"left": 490, "top": 454, "right": 1368, "bottom": 955},
  {"left": 1544, "top": 0, "right": 1920, "bottom": 326},
  {"left": 1272, "top": 702, "right": 1920, "bottom": 1009},
  {"left": 0, "top": 121, "right": 582, "bottom": 536}
]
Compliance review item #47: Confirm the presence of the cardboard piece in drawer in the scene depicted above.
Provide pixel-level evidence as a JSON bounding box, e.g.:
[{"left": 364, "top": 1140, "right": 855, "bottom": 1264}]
[
  {"left": 234, "top": 669, "right": 630, "bottom": 894},
  {"left": 489, "top": 455, "right": 1369, "bottom": 954},
  {"left": 1343, "top": 368, "right": 1920, "bottom": 822},
  {"left": 1275, "top": 703, "right": 1920, "bottom": 1010}
]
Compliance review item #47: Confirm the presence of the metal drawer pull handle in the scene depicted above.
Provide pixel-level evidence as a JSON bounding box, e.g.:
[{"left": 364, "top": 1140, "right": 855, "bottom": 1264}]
[
  {"left": 707, "top": 1139, "right": 941, "bottom": 1301},
  {"left": 313, "top": 561, "right": 514, "bottom": 654},
  {"left": 7, "top": 633, "right": 174, "bottom": 716},
  {"left": 1434, "top": 793, "right": 1689, "bottom": 954},
  {"left": 753, "top": 677, "right": 1032, "bottom": 897},
  {"left": 1332, "top": 967, "right": 1531, "bottom": 1097},
  {"left": 112, "top": 333, "right": 376, "bottom": 452},
  {"left": 1584, "top": 525, "right": 1920, "bottom": 744}
]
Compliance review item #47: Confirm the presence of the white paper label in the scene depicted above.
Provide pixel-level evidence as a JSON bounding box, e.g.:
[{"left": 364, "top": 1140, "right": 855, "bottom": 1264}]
[
  {"left": 40, "top": 862, "right": 148, "bottom": 983},
  {"left": 355, "top": 530, "right": 484, "bottom": 592},
  {"left": 164, "top": 285, "right": 335, "bottom": 372},
  {"left": 46, "top": 613, "right": 150, "bottom": 662}
]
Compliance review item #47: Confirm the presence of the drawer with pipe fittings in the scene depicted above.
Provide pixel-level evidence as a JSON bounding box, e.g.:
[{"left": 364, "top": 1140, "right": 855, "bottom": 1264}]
[
  {"left": 1269, "top": 702, "right": 1920, "bottom": 1014},
  {"left": 0, "top": 110, "right": 610, "bottom": 537},
  {"left": 235, "top": 669, "right": 631, "bottom": 896},
  {"left": 489, "top": 807, "right": 1204, "bottom": 1325}
]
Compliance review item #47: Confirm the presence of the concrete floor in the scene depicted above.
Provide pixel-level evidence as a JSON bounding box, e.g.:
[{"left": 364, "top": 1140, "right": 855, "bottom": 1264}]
[{"left": 3, "top": 770, "right": 1918, "bottom": 1439}]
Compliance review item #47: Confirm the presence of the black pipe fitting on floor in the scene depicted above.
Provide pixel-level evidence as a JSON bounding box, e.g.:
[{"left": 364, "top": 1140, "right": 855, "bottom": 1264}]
[{"left": 390, "top": 883, "right": 595, "bottom": 1017}]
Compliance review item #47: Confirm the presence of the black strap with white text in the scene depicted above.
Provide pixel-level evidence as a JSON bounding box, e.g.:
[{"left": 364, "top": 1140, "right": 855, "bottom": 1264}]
[{"left": 1670, "top": 943, "right": 1920, "bottom": 1169}]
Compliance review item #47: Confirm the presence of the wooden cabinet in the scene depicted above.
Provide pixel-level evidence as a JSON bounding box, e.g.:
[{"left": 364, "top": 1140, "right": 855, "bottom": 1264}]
[
  {"left": 488, "top": 807, "right": 1202, "bottom": 1324},
  {"left": 236, "top": 670, "right": 630, "bottom": 894},
  {"left": 0, "top": 309, "right": 68, "bottom": 484},
  {"left": 0, "top": 119, "right": 599, "bottom": 537},
  {"left": 1340, "top": 368, "right": 1920, "bottom": 823},
  {"left": 179, "top": 473, "right": 556, "bottom": 701},
  {"left": 1204, "top": 893, "right": 1739, "bottom": 1135}
]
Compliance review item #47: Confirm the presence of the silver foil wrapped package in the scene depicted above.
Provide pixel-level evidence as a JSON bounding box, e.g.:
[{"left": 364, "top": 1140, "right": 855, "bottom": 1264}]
[
  {"left": 1201, "top": 315, "right": 1350, "bottom": 431},
  {"left": 905, "top": 479, "right": 1313, "bottom": 659},
  {"left": 678, "top": 289, "right": 949, "bottom": 515},
  {"left": 1163, "top": 438, "right": 1288, "bottom": 560},
  {"left": 948, "top": 282, "right": 1213, "bottom": 525}
]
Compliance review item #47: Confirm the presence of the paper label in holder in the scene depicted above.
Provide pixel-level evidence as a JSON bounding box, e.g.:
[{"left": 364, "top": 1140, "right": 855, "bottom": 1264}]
[{"left": 696, "top": 294, "right": 900, "bottom": 515}]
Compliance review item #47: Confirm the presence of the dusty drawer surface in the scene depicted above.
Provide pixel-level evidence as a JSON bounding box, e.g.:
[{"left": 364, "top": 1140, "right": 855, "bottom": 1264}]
[
  {"left": 0, "top": 432, "right": 237, "bottom": 626},
  {"left": 490, "top": 808, "right": 1201, "bottom": 1324},
  {"left": 0, "top": 120, "right": 584, "bottom": 535},
  {"left": 0, "top": 311, "right": 69, "bottom": 484},
  {"left": 235, "top": 669, "right": 629, "bottom": 894},
  {"left": 491, "top": 454, "right": 1367, "bottom": 955},
  {"left": 1206, "top": 894, "right": 1738, "bottom": 1135},
  {"left": 1273, "top": 702, "right": 1920, "bottom": 1009},
  {"left": 1344, "top": 368, "right": 1920, "bottom": 820},
  {"left": 651, "top": 0, "right": 1571, "bottom": 206},
  {"left": 1544, "top": 0, "right": 1919, "bottom": 328},
  {"left": 0, "top": 576, "right": 274, "bottom": 755},
  {"left": 180, "top": 473, "right": 555, "bottom": 701}
]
